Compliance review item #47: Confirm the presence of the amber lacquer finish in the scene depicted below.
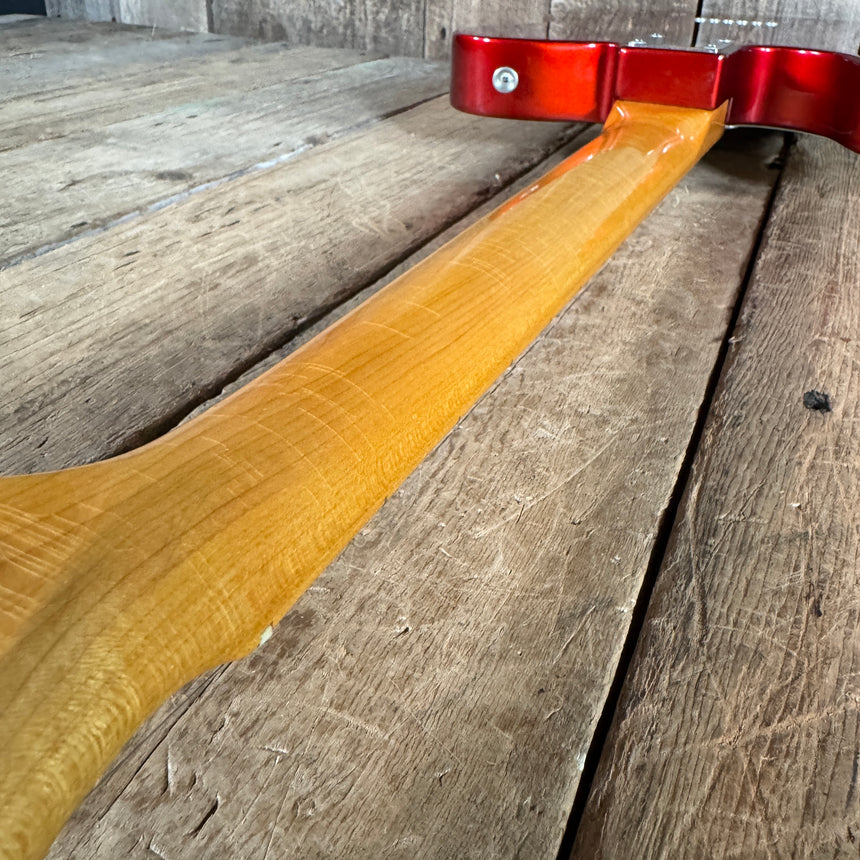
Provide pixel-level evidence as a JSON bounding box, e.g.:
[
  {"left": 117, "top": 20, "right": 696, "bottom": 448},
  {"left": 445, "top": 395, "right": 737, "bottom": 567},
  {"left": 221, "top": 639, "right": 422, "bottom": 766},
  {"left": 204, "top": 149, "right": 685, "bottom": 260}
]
[{"left": 0, "top": 100, "right": 725, "bottom": 860}]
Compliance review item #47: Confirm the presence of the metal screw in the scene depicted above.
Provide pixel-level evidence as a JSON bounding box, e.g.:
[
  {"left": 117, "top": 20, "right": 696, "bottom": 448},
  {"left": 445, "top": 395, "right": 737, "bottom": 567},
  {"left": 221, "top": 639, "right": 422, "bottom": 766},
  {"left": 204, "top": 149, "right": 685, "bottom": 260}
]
[{"left": 492, "top": 66, "right": 519, "bottom": 94}]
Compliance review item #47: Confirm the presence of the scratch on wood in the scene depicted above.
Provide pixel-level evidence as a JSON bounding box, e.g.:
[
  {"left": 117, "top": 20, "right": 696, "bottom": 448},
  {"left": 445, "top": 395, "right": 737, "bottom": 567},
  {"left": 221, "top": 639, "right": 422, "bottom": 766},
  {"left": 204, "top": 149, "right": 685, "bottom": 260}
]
[
  {"left": 312, "top": 704, "right": 391, "bottom": 742},
  {"left": 387, "top": 676, "right": 463, "bottom": 766},
  {"left": 164, "top": 746, "right": 174, "bottom": 797},
  {"left": 261, "top": 788, "right": 291, "bottom": 860},
  {"left": 236, "top": 759, "right": 282, "bottom": 828},
  {"left": 554, "top": 631, "right": 578, "bottom": 664},
  {"left": 187, "top": 794, "right": 219, "bottom": 837},
  {"left": 846, "top": 748, "right": 860, "bottom": 813},
  {"left": 147, "top": 837, "right": 168, "bottom": 859},
  {"left": 474, "top": 435, "right": 617, "bottom": 539}
]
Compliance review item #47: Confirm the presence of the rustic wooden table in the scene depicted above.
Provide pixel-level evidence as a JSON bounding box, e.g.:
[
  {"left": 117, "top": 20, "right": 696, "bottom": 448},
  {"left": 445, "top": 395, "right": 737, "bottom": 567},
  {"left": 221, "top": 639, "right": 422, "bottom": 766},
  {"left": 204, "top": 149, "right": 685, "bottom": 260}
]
[{"left": 1, "top": 8, "right": 858, "bottom": 858}]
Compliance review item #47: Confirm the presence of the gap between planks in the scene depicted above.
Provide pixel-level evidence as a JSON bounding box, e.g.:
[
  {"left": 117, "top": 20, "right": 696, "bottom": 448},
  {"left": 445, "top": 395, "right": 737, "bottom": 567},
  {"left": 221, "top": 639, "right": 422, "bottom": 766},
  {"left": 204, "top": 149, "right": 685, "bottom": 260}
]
[
  {"left": 571, "top": 127, "right": 860, "bottom": 860},
  {"left": 565, "top": 5, "right": 860, "bottom": 854},
  {"left": 556, "top": 130, "right": 792, "bottom": 859}
]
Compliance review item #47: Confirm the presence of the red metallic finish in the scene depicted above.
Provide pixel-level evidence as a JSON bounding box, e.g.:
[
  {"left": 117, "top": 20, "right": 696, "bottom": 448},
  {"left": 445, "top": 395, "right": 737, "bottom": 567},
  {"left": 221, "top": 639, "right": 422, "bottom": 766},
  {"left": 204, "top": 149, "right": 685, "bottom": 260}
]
[
  {"left": 450, "top": 37, "right": 617, "bottom": 122},
  {"left": 451, "top": 34, "right": 860, "bottom": 153},
  {"left": 615, "top": 47, "right": 722, "bottom": 109}
]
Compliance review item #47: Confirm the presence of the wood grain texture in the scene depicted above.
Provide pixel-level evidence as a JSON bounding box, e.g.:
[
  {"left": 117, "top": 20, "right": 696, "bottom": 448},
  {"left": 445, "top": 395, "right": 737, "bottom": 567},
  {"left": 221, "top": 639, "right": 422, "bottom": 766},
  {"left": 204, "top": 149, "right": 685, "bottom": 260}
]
[
  {"left": 424, "top": 0, "right": 698, "bottom": 59},
  {"left": 207, "top": 0, "right": 700, "bottom": 58},
  {"left": 2, "top": 43, "right": 379, "bottom": 154},
  {"left": 0, "top": 19, "right": 247, "bottom": 102},
  {"left": 44, "top": 0, "right": 118, "bottom": 21},
  {"left": 424, "top": 0, "right": 549, "bottom": 60},
  {"left": 571, "top": 134, "right": 860, "bottom": 859},
  {"left": 45, "top": 0, "right": 208, "bottom": 32},
  {"left": 547, "top": 1, "right": 696, "bottom": 46},
  {"left": 0, "top": 96, "right": 572, "bottom": 477},
  {"left": 118, "top": 0, "right": 208, "bottom": 32},
  {"left": 209, "top": 0, "right": 426, "bottom": 57},
  {"left": 3, "top": 55, "right": 447, "bottom": 267},
  {"left": 43, "top": 128, "right": 782, "bottom": 860},
  {"left": 695, "top": 0, "right": 860, "bottom": 51}
]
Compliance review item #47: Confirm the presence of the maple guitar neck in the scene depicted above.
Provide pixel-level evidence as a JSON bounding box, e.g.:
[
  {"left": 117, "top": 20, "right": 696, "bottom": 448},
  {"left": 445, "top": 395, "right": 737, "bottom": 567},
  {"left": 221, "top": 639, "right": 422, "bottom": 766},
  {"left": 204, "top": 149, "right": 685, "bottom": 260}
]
[{"left": 0, "top": 99, "right": 726, "bottom": 860}]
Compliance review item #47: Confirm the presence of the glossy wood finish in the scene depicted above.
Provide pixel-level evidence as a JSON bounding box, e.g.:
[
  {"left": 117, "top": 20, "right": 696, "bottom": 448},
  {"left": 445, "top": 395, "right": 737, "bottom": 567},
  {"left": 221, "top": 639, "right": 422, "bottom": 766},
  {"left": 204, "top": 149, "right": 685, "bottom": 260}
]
[
  {"left": 0, "top": 100, "right": 725, "bottom": 860},
  {"left": 49, "top": 130, "right": 782, "bottom": 860}
]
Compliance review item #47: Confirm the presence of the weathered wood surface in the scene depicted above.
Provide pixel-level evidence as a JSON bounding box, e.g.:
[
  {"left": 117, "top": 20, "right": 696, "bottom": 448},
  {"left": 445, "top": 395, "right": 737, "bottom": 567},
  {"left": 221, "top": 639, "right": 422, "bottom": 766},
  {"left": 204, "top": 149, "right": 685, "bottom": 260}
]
[
  {"left": 0, "top": 18, "right": 245, "bottom": 101},
  {"left": 0, "top": 98, "right": 572, "bottom": 477},
  {"left": 569, "top": 4, "right": 860, "bottom": 856},
  {"left": 40, "top": 0, "right": 860, "bottom": 57},
  {"left": 2, "top": 42, "right": 382, "bottom": 153},
  {"left": 41, "top": 119, "right": 783, "bottom": 858},
  {"left": 696, "top": 0, "right": 860, "bottom": 51},
  {"left": 3, "top": 55, "right": 447, "bottom": 267},
  {"left": 572, "top": 130, "right": 860, "bottom": 860},
  {"left": 117, "top": 0, "right": 208, "bottom": 32},
  {"left": 423, "top": 0, "right": 549, "bottom": 59},
  {"left": 45, "top": 0, "right": 208, "bottom": 32},
  {"left": 546, "top": 3, "right": 696, "bottom": 47},
  {"left": 208, "top": 0, "right": 701, "bottom": 58},
  {"left": 210, "top": 0, "right": 426, "bottom": 57}
]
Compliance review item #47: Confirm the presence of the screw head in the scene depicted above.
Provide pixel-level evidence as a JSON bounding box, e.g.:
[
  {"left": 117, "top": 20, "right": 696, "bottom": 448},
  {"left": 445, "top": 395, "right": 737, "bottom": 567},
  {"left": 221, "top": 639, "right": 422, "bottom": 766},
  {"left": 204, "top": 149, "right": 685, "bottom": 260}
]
[{"left": 492, "top": 66, "right": 519, "bottom": 94}]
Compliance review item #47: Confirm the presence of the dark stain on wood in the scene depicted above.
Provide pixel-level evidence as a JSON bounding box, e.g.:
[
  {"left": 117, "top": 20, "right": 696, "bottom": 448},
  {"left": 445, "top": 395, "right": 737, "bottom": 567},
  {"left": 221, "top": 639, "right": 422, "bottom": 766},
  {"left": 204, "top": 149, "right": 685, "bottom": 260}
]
[
  {"left": 154, "top": 169, "right": 194, "bottom": 181},
  {"left": 803, "top": 389, "right": 832, "bottom": 412}
]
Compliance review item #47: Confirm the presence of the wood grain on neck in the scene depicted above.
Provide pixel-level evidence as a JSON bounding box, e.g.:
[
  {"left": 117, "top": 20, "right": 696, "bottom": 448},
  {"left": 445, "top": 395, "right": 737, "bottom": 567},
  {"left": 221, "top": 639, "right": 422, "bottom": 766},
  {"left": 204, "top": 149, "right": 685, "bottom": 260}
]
[{"left": 0, "top": 99, "right": 725, "bottom": 860}]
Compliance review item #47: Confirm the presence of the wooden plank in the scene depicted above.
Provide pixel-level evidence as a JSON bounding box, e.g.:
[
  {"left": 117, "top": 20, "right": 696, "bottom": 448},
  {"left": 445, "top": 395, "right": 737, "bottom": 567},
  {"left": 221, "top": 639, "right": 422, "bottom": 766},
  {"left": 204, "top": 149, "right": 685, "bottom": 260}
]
[
  {"left": 695, "top": 0, "right": 860, "bottom": 51},
  {"left": 46, "top": 0, "right": 208, "bottom": 31},
  {"left": 2, "top": 55, "right": 448, "bottom": 266},
  {"left": 0, "top": 96, "right": 573, "bottom": 477},
  {"left": 0, "top": 19, "right": 247, "bottom": 101},
  {"left": 424, "top": 0, "right": 549, "bottom": 60},
  {"left": 423, "top": 0, "right": 699, "bottom": 59},
  {"left": 44, "top": 0, "right": 117, "bottom": 21},
  {"left": 568, "top": 6, "right": 860, "bottom": 857},
  {"left": 0, "top": 14, "right": 41, "bottom": 24},
  {"left": 2, "top": 44, "right": 386, "bottom": 153},
  {"left": 572, "top": 132, "right": 860, "bottom": 859},
  {"left": 118, "top": 0, "right": 208, "bottom": 32},
  {"left": 547, "top": 3, "right": 696, "bottom": 46},
  {"left": 44, "top": 131, "right": 783, "bottom": 859},
  {"left": 209, "top": 0, "right": 426, "bottom": 57}
]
